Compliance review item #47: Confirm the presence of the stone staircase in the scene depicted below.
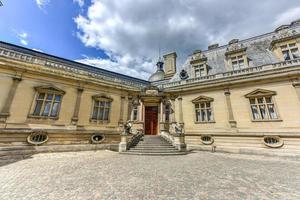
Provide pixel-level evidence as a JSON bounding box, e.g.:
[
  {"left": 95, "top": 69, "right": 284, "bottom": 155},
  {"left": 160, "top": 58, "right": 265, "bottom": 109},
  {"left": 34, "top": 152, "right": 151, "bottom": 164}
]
[{"left": 121, "top": 135, "right": 186, "bottom": 156}]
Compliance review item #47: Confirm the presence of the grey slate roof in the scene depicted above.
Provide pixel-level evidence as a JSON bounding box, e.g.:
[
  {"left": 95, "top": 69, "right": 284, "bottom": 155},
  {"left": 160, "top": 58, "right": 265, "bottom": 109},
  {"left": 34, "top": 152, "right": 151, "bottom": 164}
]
[{"left": 169, "top": 20, "right": 300, "bottom": 82}]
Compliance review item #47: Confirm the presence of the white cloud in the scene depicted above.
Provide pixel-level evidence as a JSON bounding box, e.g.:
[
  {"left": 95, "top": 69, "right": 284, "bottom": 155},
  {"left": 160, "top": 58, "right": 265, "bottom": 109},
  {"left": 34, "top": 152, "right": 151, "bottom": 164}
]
[
  {"left": 20, "top": 39, "right": 28, "bottom": 46},
  {"left": 73, "top": 0, "right": 84, "bottom": 8},
  {"left": 32, "top": 48, "right": 44, "bottom": 52},
  {"left": 74, "top": 0, "right": 300, "bottom": 80},
  {"left": 274, "top": 6, "right": 300, "bottom": 27},
  {"left": 16, "top": 31, "right": 29, "bottom": 46},
  {"left": 36, "top": 0, "right": 50, "bottom": 10}
]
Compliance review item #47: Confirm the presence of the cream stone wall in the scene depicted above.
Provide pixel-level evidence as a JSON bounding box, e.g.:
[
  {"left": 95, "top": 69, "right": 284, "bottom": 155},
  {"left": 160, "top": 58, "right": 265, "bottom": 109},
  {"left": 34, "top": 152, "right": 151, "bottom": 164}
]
[{"left": 177, "top": 79, "right": 300, "bottom": 135}]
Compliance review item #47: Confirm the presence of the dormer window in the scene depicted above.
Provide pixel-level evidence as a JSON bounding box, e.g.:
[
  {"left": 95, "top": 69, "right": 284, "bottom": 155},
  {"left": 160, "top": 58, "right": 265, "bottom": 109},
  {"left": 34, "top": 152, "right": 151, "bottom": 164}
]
[
  {"left": 231, "top": 55, "right": 245, "bottom": 70},
  {"left": 194, "top": 64, "right": 207, "bottom": 77},
  {"left": 280, "top": 43, "right": 300, "bottom": 60}
]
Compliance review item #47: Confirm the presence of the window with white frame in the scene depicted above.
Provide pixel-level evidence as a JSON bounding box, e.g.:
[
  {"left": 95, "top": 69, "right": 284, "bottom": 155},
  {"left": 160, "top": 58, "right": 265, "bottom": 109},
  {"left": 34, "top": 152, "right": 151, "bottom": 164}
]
[
  {"left": 249, "top": 96, "right": 278, "bottom": 120},
  {"left": 194, "top": 64, "right": 206, "bottom": 77},
  {"left": 231, "top": 55, "right": 246, "bottom": 70},
  {"left": 91, "top": 97, "right": 112, "bottom": 122},
  {"left": 33, "top": 92, "right": 62, "bottom": 118},
  {"left": 280, "top": 43, "right": 300, "bottom": 60},
  {"left": 195, "top": 102, "right": 213, "bottom": 122}
]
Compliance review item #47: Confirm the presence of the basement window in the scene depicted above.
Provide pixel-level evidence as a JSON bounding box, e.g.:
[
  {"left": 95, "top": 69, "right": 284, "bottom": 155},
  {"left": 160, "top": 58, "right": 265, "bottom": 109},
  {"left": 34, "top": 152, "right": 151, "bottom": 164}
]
[
  {"left": 27, "top": 131, "right": 48, "bottom": 145},
  {"left": 263, "top": 136, "right": 283, "bottom": 148},
  {"left": 201, "top": 135, "right": 214, "bottom": 145},
  {"left": 91, "top": 134, "right": 105, "bottom": 144}
]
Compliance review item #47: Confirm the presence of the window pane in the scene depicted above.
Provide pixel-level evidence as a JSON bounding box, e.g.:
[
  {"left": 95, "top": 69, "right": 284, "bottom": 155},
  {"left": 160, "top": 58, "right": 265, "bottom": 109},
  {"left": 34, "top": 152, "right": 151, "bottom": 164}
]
[
  {"left": 100, "top": 102, "right": 105, "bottom": 107},
  {"left": 207, "top": 109, "right": 212, "bottom": 121},
  {"left": 238, "top": 60, "right": 244, "bottom": 68},
  {"left": 291, "top": 48, "right": 300, "bottom": 59},
  {"left": 195, "top": 104, "right": 199, "bottom": 109},
  {"left": 206, "top": 102, "right": 210, "bottom": 108},
  {"left": 265, "top": 97, "right": 272, "bottom": 103},
  {"left": 268, "top": 104, "right": 278, "bottom": 119},
  {"left": 251, "top": 105, "right": 260, "bottom": 120},
  {"left": 201, "top": 110, "right": 206, "bottom": 121},
  {"left": 282, "top": 50, "right": 290, "bottom": 60},
  {"left": 50, "top": 102, "right": 60, "bottom": 117},
  {"left": 55, "top": 95, "right": 61, "bottom": 102},
  {"left": 249, "top": 99, "right": 255, "bottom": 104},
  {"left": 259, "top": 105, "right": 267, "bottom": 119},
  {"left": 99, "top": 107, "right": 104, "bottom": 120},
  {"left": 257, "top": 98, "right": 264, "bottom": 104},
  {"left": 280, "top": 45, "right": 287, "bottom": 49},
  {"left": 200, "top": 103, "right": 205, "bottom": 108},
  {"left": 289, "top": 43, "right": 296, "bottom": 47},
  {"left": 37, "top": 93, "right": 45, "bottom": 100},
  {"left": 33, "top": 100, "right": 43, "bottom": 115},
  {"left": 196, "top": 110, "right": 201, "bottom": 122},
  {"left": 105, "top": 102, "right": 111, "bottom": 107},
  {"left": 46, "top": 94, "right": 53, "bottom": 101},
  {"left": 42, "top": 102, "right": 51, "bottom": 116},
  {"left": 103, "top": 108, "right": 110, "bottom": 120},
  {"left": 92, "top": 107, "right": 98, "bottom": 119}
]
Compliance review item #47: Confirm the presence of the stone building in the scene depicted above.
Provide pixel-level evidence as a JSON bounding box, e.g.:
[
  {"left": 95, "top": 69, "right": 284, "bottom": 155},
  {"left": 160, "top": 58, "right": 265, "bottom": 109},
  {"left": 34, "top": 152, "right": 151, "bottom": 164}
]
[{"left": 1, "top": 19, "right": 300, "bottom": 156}]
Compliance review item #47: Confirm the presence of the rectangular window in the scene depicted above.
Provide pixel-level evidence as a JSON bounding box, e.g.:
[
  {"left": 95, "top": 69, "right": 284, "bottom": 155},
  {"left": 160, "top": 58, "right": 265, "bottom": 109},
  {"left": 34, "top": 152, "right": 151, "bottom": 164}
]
[
  {"left": 32, "top": 92, "right": 62, "bottom": 117},
  {"left": 195, "top": 102, "right": 213, "bottom": 122},
  {"left": 280, "top": 43, "right": 300, "bottom": 60},
  {"left": 194, "top": 64, "right": 206, "bottom": 77},
  {"left": 165, "top": 104, "right": 170, "bottom": 122},
  {"left": 132, "top": 106, "right": 138, "bottom": 121},
  {"left": 231, "top": 55, "right": 246, "bottom": 70},
  {"left": 249, "top": 96, "right": 278, "bottom": 121},
  {"left": 92, "top": 100, "right": 111, "bottom": 122}
]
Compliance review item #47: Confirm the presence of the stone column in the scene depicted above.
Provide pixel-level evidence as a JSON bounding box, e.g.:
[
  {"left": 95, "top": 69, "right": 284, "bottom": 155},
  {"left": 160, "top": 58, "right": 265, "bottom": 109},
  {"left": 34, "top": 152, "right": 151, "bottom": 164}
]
[
  {"left": 292, "top": 80, "right": 300, "bottom": 101},
  {"left": 139, "top": 100, "right": 143, "bottom": 122},
  {"left": 224, "top": 88, "right": 237, "bottom": 128},
  {"left": 119, "top": 96, "right": 125, "bottom": 124},
  {"left": 71, "top": 88, "right": 84, "bottom": 125},
  {"left": 170, "top": 97, "right": 176, "bottom": 123},
  {"left": 0, "top": 76, "right": 22, "bottom": 122},
  {"left": 178, "top": 96, "right": 184, "bottom": 125}
]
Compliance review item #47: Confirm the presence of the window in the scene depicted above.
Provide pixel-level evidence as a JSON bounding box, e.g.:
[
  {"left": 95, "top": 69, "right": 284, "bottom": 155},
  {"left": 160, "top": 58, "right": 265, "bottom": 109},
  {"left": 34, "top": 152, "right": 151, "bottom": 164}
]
[
  {"left": 231, "top": 55, "right": 246, "bottom": 70},
  {"left": 249, "top": 96, "right": 278, "bottom": 120},
  {"left": 194, "top": 64, "right": 206, "bottom": 77},
  {"left": 280, "top": 43, "right": 300, "bottom": 60},
  {"left": 91, "top": 98, "right": 112, "bottom": 122},
  {"left": 33, "top": 92, "right": 62, "bottom": 118},
  {"left": 132, "top": 106, "right": 138, "bottom": 121},
  {"left": 195, "top": 102, "right": 213, "bottom": 122},
  {"left": 165, "top": 104, "right": 170, "bottom": 122}
]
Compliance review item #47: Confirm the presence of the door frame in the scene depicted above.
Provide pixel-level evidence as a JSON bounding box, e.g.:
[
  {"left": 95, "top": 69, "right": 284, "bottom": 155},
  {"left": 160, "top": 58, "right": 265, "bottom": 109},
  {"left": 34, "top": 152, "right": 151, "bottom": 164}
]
[{"left": 144, "top": 105, "right": 159, "bottom": 135}]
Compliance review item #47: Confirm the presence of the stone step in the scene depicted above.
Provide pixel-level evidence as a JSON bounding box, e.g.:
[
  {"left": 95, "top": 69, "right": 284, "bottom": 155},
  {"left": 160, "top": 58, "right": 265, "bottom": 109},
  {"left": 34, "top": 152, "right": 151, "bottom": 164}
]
[
  {"left": 132, "top": 147, "right": 176, "bottom": 150},
  {"left": 128, "top": 149, "right": 179, "bottom": 153},
  {"left": 120, "top": 151, "right": 187, "bottom": 156}
]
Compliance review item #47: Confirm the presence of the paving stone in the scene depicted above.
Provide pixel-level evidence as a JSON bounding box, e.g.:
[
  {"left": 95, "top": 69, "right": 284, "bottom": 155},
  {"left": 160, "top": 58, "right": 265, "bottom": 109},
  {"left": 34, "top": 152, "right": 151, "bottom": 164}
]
[{"left": 0, "top": 150, "right": 299, "bottom": 200}]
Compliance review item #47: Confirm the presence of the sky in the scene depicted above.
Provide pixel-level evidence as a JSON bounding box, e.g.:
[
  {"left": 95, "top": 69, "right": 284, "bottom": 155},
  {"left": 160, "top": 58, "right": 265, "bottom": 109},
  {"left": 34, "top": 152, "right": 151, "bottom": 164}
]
[{"left": 0, "top": 0, "right": 300, "bottom": 80}]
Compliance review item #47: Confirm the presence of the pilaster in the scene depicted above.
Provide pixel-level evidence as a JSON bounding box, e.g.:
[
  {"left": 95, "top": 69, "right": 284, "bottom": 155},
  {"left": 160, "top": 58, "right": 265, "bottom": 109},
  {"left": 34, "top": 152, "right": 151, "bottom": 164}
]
[
  {"left": 0, "top": 76, "right": 22, "bottom": 123},
  {"left": 71, "top": 87, "right": 84, "bottom": 125},
  {"left": 224, "top": 88, "right": 237, "bottom": 128}
]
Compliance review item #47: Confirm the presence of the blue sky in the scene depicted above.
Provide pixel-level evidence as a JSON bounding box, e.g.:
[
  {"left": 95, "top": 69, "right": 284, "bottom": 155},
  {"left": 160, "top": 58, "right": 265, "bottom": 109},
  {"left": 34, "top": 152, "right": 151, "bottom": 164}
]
[
  {"left": 0, "top": 0, "right": 107, "bottom": 59},
  {"left": 1, "top": 0, "right": 300, "bottom": 80}
]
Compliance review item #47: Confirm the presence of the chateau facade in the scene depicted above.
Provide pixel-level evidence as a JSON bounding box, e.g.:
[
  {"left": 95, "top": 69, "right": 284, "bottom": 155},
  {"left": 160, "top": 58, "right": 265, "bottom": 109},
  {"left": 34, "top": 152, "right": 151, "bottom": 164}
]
[{"left": 1, "top": 20, "right": 300, "bottom": 156}]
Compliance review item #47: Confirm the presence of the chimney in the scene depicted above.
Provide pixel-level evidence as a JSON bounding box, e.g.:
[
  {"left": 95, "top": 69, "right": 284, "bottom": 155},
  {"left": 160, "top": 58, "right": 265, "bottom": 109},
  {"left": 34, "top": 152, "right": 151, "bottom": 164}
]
[{"left": 163, "top": 52, "right": 177, "bottom": 79}]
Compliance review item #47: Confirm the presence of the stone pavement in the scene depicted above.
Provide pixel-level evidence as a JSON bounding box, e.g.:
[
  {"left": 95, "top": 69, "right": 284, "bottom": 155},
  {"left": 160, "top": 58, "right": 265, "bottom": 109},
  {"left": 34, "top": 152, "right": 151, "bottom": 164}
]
[{"left": 0, "top": 150, "right": 300, "bottom": 200}]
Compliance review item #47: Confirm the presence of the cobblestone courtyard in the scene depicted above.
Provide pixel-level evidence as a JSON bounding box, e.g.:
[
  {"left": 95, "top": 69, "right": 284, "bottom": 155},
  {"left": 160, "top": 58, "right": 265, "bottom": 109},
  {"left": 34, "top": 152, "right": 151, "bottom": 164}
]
[{"left": 0, "top": 150, "right": 300, "bottom": 200}]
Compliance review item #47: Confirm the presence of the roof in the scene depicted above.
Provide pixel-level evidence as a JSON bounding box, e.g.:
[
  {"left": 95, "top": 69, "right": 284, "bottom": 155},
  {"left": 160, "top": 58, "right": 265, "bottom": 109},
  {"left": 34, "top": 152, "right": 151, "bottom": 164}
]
[{"left": 0, "top": 41, "right": 149, "bottom": 86}]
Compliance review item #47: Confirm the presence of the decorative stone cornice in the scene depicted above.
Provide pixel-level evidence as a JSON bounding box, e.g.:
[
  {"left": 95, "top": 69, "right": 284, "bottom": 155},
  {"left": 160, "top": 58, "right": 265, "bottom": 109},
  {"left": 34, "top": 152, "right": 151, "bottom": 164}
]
[
  {"left": 191, "top": 95, "right": 214, "bottom": 103},
  {"left": 245, "top": 89, "right": 276, "bottom": 98},
  {"left": 0, "top": 42, "right": 149, "bottom": 90}
]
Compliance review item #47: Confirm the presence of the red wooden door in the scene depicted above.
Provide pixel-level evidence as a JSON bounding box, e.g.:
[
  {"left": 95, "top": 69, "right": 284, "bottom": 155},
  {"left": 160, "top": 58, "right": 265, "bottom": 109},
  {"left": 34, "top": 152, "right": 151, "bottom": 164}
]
[{"left": 145, "top": 106, "right": 158, "bottom": 135}]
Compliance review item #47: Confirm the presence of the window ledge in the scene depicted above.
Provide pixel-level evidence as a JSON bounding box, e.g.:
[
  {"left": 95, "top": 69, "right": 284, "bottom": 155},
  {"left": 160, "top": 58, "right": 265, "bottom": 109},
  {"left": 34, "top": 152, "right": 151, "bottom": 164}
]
[
  {"left": 195, "top": 121, "right": 216, "bottom": 124},
  {"left": 27, "top": 115, "right": 59, "bottom": 120},
  {"left": 89, "top": 119, "right": 110, "bottom": 124},
  {"left": 251, "top": 119, "right": 283, "bottom": 122}
]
